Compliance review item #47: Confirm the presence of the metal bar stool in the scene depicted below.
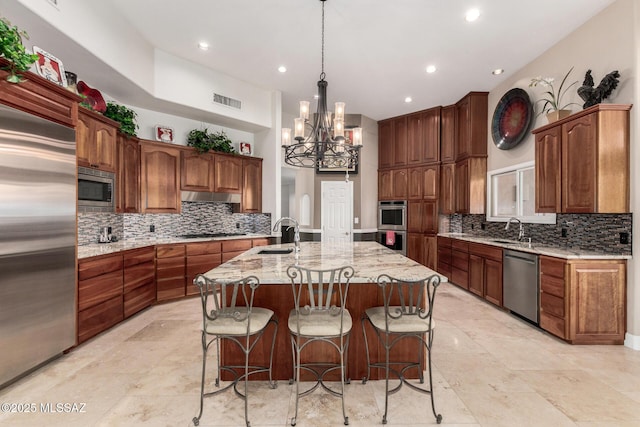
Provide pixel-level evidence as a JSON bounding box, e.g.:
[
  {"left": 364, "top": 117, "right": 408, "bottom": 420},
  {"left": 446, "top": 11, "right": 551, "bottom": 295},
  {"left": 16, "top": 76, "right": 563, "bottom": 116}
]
[
  {"left": 286, "top": 265, "right": 354, "bottom": 426},
  {"left": 192, "top": 274, "right": 278, "bottom": 427},
  {"left": 361, "top": 273, "right": 442, "bottom": 425}
]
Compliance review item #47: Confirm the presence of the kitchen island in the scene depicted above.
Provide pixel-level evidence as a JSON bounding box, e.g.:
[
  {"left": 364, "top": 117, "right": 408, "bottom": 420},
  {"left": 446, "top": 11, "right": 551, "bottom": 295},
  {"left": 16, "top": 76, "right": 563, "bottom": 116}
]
[{"left": 202, "top": 241, "right": 447, "bottom": 381}]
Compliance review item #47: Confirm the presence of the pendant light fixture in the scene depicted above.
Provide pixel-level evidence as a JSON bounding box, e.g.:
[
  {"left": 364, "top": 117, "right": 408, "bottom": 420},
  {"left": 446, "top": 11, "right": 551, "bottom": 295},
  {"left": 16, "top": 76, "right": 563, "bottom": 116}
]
[{"left": 281, "top": 0, "right": 362, "bottom": 171}]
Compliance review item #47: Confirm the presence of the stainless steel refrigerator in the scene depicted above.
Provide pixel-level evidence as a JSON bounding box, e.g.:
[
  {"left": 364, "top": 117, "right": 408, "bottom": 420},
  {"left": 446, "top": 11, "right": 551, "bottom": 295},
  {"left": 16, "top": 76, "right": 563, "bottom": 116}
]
[{"left": 0, "top": 104, "right": 76, "bottom": 388}]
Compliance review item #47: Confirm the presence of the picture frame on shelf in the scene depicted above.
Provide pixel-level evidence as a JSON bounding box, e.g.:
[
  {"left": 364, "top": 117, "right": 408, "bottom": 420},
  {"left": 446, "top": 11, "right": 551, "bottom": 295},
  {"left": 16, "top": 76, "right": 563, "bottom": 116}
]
[
  {"left": 33, "top": 46, "right": 67, "bottom": 87},
  {"left": 155, "top": 125, "right": 174, "bottom": 143},
  {"left": 240, "top": 142, "right": 252, "bottom": 156}
]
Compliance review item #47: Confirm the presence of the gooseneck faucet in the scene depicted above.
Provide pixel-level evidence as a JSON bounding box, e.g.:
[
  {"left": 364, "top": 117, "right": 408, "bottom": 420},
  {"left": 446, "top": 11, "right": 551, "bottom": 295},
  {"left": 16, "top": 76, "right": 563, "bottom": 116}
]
[
  {"left": 273, "top": 216, "right": 300, "bottom": 255},
  {"left": 505, "top": 217, "right": 525, "bottom": 241}
]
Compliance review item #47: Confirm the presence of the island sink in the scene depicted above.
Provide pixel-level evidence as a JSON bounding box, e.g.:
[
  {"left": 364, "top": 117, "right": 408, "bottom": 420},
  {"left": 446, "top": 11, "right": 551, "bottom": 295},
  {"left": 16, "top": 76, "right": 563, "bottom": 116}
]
[{"left": 258, "top": 248, "right": 294, "bottom": 255}]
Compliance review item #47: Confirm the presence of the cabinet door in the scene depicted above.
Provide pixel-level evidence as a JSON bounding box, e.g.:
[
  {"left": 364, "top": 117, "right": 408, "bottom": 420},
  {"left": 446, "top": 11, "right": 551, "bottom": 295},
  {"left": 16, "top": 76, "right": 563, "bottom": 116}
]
[
  {"left": 242, "top": 157, "right": 262, "bottom": 213},
  {"left": 562, "top": 113, "right": 597, "bottom": 213},
  {"left": 468, "top": 254, "right": 484, "bottom": 297},
  {"left": 484, "top": 258, "right": 502, "bottom": 306},
  {"left": 422, "top": 164, "right": 439, "bottom": 200},
  {"left": 407, "top": 167, "right": 423, "bottom": 200},
  {"left": 117, "top": 135, "right": 140, "bottom": 213},
  {"left": 439, "top": 163, "right": 455, "bottom": 214},
  {"left": 392, "top": 169, "right": 407, "bottom": 199},
  {"left": 94, "top": 120, "right": 117, "bottom": 172},
  {"left": 535, "top": 126, "right": 561, "bottom": 213},
  {"left": 214, "top": 154, "right": 243, "bottom": 193},
  {"left": 77, "top": 111, "right": 117, "bottom": 172},
  {"left": 378, "top": 120, "right": 394, "bottom": 169},
  {"left": 455, "top": 92, "right": 488, "bottom": 160},
  {"left": 407, "top": 201, "right": 423, "bottom": 233},
  {"left": 181, "top": 150, "right": 215, "bottom": 191},
  {"left": 423, "top": 235, "right": 437, "bottom": 270},
  {"left": 76, "top": 113, "right": 94, "bottom": 168},
  {"left": 140, "top": 142, "right": 181, "bottom": 213},
  {"left": 393, "top": 116, "right": 408, "bottom": 167},
  {"left": 455, "top": 96, "right": 471, "bottom": 160},
  {"left": 455, "top": 159, "right": 470, "bottom": 213},
  {"left": 407, "top": 113, "right": 422, "bottom": 165},
  {"left": 440, "top": 105, "right": 456, "bottom": 162},
  {"left": 378, "top": 170, "right": 393, "bottom": 200},
  {"left": 421, "top": 107, "right": 440, "bottom": 163},
  {"left": 406, "top": 233, "right": 423, "bottom": 264},
  {"left": 422, "top": 201, "right": 438, "bottom": 234}
]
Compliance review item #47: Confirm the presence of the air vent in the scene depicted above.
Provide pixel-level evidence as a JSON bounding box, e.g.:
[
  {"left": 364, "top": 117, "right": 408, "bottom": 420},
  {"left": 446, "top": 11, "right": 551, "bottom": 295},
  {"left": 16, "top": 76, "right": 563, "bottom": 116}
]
[{"left": 213, "top": 93, "right": 242, "bottom": 109}]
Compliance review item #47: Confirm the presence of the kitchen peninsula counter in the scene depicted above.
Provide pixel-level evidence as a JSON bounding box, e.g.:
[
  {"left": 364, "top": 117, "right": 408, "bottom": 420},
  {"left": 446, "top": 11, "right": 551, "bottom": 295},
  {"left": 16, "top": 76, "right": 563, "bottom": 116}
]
[{"left": 203, "top": 241, "right": 447, "bottom": 381}]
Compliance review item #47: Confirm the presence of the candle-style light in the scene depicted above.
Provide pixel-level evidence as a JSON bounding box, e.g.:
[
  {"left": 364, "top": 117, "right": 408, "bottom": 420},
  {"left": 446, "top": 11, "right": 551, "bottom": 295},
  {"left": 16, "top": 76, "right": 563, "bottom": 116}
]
[{"left": 282, "top": 128, "right": 291, "bottom": 146}]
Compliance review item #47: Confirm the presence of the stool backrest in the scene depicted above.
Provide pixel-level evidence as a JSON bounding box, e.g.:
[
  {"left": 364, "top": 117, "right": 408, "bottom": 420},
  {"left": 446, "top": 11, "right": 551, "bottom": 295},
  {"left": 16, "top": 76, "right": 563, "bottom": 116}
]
[{"left": 376, "top": 274, "right": 441, "bottom": 331}]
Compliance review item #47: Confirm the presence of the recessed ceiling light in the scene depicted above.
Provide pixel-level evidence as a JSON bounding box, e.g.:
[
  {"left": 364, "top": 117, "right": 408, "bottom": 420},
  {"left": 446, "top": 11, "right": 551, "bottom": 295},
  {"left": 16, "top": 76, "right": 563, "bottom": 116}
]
[
  {"left": 405, "top": 97, "right": 413, "bottom": 103},
  {"left": 198, "top": 41, "right": 209, "bottom": 51},
  {"left": 492, "top": 68, "right": 504, "bottom": 75},
  {"left": 426, "top": 65, "right": 437, "bottom": 74},
  {"left": 465, "top": 8, "right": 480, "bottom": 22},
  {"left": 278, "top": 65, "right": 287, "bottom": 73}
]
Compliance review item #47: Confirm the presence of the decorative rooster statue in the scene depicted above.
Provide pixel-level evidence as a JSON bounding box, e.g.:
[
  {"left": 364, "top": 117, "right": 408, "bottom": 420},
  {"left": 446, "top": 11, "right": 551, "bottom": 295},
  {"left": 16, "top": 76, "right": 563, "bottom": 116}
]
[{"left": 577, "top": 69, "right": 620, "bottom": 108}]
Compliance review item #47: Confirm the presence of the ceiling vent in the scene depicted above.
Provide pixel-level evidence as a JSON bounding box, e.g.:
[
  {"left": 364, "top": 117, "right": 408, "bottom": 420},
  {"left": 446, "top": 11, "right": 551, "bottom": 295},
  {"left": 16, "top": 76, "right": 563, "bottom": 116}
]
[{"left": 213, "top": 93, "right": 242, "bottom": 109}]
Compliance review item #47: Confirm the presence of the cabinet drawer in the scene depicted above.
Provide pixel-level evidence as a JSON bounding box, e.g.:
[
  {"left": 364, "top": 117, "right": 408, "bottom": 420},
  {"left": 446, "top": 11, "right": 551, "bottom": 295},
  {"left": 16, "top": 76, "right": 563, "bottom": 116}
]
[
  {"left": 78, "top": 295, "right": 124, "bottom": 344},
  {"left": 157, "top": 277, "right": 186, "bottom": 300},
  {"left": 468, "top": 242, "right": 502, "bottom": 261},
  {"left": 541, "top": 292, "right": 565, "bottom": 318},
  {"left": 252, "top": 238, "right": 271, "bottom": 247},
  {"left": 123, "top": 247, "right": 155, "bottom": 267},
  {"left": 124, "top": 262, "right": 155, "bottom": 293},
  {"left": 437, "top": 248, "right": 451, "bottom": 265},
  {"left": 540, "top": 311, "right": 566, "bottom": 339},
  {"left": 437, "top": 260, "right": 451, "bottom": 277},
  {"left": 437, "top": 236, "right": 452, "bottom": 248},
  {"left": 156, "top": 257, "right": 186, "bottom": 279},
  {"left": 222, "top": 250, "right": 245, "bottom": 263},
  {"left": 124, "top": 282, "right": 156, "bottom": 318},
  {"left": 78, "top": 254, "right": 123, "bottom": 281},
  {"left": 186, "top": 241, "right": 222, "bottom": 256},
  {"left": 451, "top": 239, "right": 469, "bottom": 251},
  {"left": 222, "top": 239, "right": 252, "bottom": 253},
  {"left": 451, "top": 267, "right": 469, "bottom": 289},
  {"left": 540, "top": 256, "right": 565, "bottom": 279},
  {"left": 451, "top": 249, "right": 469, "bottom": 271},
  {"left": 78, "top": 270, "right": 123, "bottom": 312},
  {"left": 540, "top": 274, "right": 565, "bottom": 298},
  {"left": 156, "top": 244, "right": 186, "bottom": 258}
]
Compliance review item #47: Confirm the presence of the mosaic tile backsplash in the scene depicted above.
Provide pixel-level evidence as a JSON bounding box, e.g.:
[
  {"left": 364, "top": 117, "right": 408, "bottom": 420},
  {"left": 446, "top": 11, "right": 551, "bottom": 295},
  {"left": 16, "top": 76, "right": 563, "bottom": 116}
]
[
  {"left": 443, "top": 213, "right": 632, "bottom": 255},
  {"left": 78, "top": 202, "right": 272, "bottom": 245}
]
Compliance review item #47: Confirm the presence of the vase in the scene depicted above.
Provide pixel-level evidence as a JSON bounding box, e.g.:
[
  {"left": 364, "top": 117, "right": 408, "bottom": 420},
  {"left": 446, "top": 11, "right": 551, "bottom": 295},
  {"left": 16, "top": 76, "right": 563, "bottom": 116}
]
[{"left": 546, "top": 109, "right": 571, "bottom": 123}]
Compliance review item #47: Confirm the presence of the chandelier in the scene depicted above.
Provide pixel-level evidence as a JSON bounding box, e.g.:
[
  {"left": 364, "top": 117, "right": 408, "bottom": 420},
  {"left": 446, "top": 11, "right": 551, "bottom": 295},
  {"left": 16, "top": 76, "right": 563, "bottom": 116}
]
[{"left": 281, "top": 0, "right": 362, "bottom": 170}]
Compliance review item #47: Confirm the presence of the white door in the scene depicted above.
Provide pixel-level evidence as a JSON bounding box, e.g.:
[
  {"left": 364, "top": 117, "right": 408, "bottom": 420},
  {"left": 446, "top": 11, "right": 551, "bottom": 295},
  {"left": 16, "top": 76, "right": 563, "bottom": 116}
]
[{"left": 321, "top": 181, "right": 353, "bottom": 244}]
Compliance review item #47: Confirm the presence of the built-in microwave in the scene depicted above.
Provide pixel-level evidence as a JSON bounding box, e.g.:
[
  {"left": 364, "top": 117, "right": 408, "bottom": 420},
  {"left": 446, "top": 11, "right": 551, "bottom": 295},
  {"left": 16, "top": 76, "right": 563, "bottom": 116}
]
[
  {"left": 378, "top": 200, "right": 406, "bottom": 231},
  {"left": 78, "top": 167, "right": 115, "bottom": 212}
]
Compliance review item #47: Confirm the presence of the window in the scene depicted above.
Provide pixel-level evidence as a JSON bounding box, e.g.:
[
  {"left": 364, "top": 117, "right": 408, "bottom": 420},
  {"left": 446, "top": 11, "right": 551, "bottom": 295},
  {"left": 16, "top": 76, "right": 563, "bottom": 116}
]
[{"left": 487, "top": 161, "right": 555, "bottom": 224}]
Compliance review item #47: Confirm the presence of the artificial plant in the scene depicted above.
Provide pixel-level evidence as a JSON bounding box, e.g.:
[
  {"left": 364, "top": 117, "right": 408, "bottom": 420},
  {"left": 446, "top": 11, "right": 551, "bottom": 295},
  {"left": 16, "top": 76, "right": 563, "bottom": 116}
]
[
  {"left": 103, "top": 101, "right": 139, "bottom": 136},
  {"left": 0, "top": 16, "right": 39, "bottom": 83},
  {"left": 187, "top": 128, "right": 235, "bottom": 154}
]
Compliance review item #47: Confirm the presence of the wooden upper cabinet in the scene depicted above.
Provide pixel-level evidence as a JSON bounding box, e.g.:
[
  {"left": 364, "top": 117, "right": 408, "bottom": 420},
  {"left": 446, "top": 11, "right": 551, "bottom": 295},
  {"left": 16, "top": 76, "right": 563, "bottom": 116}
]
[
  {"left": 533, "top": 104, "right": 631, "bottom": 214},
  {"left": 407, "top": 167, "right": 423, "bottom": 200},
  {"left": 421, "top": 107, "right": 441, "bottom": 163},
  {"left": 214, "top": 153, "right": 243, "bottom": 193},
  {"left": 242, "top": 157, "right": 262, "bottom": 213},
  {"left": 391, "top": 168, "right": 407, "bottom": 199},
  {"left": 455, "top": 92, "right": 488, "bottom": 160},
  {"left": 139, "top": 141, "right": 181, "bottom": 213},
  {"left": 422, "top": 164, "right": 439, "bottom": 200},
  {"left": 407, "top": 201, "right": 437, "bottom": 234},
  {"left": 77, "top": 109, "right": 119, "bottom": 172},
  {"left": 393, "top": 116, "right": 408, "bottom": 167},
  {"left": 378, "top": 120, "right": 394, "bottom": 169},
  {"left": 407, "top": 113, "right": 422, "bottom": 165},
  {"left": 440, "top": 105, "right": 456, "bottom": 162},
  {"left": 181, "top": 150, "right": 215, "bottom": 192},
  {"left": 116, "top": 135, "right": 140, "bottom": 213},
  {"left": 455, "top": 157, "right": 486, "bottom": 214},
  {"left": 439, "top": 163, "right": 455, "bottom": 214},
  {"left": 378, "top": 170, "right": 393, "bottom": 200}
]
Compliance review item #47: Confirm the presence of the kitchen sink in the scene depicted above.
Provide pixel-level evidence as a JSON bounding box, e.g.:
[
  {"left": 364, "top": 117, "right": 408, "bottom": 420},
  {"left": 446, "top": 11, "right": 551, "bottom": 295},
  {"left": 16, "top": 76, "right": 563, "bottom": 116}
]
[
  {"left": 491, "top": 239, "right": 516, "bottom": 244},
  {"left": 258, "top": 248, "right": 293, "bottom": 255}
]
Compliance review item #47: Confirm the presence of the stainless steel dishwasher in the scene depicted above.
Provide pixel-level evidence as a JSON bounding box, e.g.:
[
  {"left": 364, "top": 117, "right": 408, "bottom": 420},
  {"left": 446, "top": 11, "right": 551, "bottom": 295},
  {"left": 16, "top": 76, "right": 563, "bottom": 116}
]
[{"left": 503, "top": 249, "right": 539, "bottom": 324}]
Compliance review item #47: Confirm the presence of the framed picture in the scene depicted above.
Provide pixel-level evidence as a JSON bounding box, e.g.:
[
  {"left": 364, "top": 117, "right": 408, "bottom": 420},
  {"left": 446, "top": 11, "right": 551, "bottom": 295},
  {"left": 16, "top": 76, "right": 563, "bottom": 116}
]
[
  {"left": 316, "top": 129, "right": 358, "bottom": 174},
  {"left": 33, "top": 46, "right": 67, "bottom": 87},
  {"left": 155, "top": 125, "right": 174, "bottom": 143},
  {"left": 240, "top": 142, "right": 252, "bottom": 156}
]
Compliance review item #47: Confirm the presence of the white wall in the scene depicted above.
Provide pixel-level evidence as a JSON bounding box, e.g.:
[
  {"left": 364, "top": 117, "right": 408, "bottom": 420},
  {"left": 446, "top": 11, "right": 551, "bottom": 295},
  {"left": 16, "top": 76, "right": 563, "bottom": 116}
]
[{"left": 486, "top": 0, "right": 639, "bottom": 346}]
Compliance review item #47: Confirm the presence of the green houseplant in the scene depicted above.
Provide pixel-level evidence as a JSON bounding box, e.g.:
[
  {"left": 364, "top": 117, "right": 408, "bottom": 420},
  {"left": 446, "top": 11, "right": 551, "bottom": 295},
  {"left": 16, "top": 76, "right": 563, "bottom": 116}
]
[
  {"left": 187, "top": 128, "right": 235, "bottom": 154},
  {"left": 103, "top": 101, "right": 139, "bottom": 137},
  {"left": 0, "top": 16, "right": 39, "bottom": 83}
]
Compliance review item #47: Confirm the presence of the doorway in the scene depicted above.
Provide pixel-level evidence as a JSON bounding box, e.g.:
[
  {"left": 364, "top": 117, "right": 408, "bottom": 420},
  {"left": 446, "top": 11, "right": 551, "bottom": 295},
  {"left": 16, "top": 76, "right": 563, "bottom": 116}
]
[{"left": 321, "top": 181, "right": 353, "bottom": 244}]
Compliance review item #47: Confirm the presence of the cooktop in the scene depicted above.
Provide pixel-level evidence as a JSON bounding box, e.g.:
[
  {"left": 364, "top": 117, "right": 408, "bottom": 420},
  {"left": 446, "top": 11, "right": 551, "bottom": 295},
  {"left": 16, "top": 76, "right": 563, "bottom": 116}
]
[{"left": 179, "top": 232, "right": 247, "bottom": 239}]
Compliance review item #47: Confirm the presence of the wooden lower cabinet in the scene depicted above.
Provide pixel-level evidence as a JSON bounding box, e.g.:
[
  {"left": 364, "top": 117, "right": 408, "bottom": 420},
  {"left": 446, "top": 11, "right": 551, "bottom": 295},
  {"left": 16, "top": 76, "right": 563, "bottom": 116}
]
[
  {"left": 407, "top": 233, "right": 437, "bottom": 270},
  {"left": 156, "top": 244, "right": 186, "bottom": 301},
  {"left": 222, "top": 239, "right": 252, "bottom": 263},
  {"left": 77, "top": 253, "right": 124, "bottom": 344},
  {"left": 539, "top": 256, "right": 626, "bottom": 344},
  {"left": 468, "top": 242, "right": 503, "bottom": 306},
  {"left": 186, "top": 241, "right": 222, "bottom": 296},
  {"left": 450, "top": 239, "right": 469, "bottom": 289},
  {"left": 123, "top": 247, "right": 156, "bottom": 317},
  {"left": 436, "top": 236, "right": 452, "bottom": 278}
]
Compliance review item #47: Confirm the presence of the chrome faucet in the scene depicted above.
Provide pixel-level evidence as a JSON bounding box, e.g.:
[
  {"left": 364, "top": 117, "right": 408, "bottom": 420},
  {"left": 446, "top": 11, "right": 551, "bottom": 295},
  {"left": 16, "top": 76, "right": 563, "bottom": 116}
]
[
  {"left": 273, "top": 216, "right": 300, "bottom": 255},
  {"left": 505, "top": 217, "right": 525, "bottom": 241}
]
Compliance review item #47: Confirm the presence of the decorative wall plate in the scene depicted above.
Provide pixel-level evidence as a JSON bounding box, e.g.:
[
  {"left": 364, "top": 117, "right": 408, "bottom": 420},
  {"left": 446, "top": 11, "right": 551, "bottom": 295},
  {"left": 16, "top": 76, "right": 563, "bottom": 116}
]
[
  {"left": 77, "top": 81, "right": 107, "bottom": 113},
  {"left": 491, "top": 88, "right": 533, "bottom": 150}
]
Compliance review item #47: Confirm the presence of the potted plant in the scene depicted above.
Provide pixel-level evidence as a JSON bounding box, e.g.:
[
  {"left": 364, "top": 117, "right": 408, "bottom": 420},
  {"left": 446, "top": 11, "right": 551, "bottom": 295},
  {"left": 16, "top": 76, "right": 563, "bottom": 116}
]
[
  {"left": 187, "top": 128, "right": 235, "bottom": 154},
  {"left": 529, "top": 66, "right": 580, "bottom": 122},
  {"left": 0, "top": 16, "right": 39, "bottom": 83},
  {"left": 103, "top": 101, "right": 139, "bottom": 137}
]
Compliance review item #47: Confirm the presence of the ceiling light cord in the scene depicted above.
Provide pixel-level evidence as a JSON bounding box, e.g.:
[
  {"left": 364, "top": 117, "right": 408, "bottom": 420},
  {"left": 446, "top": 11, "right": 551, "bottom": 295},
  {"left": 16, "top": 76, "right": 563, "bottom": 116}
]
[{"left": 320, "top": 0, "right": 325, "bottom": 81}]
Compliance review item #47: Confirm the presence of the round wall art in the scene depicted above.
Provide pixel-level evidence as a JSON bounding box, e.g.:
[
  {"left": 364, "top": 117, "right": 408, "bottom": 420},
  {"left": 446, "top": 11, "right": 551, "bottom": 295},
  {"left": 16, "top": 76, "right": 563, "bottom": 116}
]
[{"left": 491, "top": 88, "right": 533, "bottom": 150}]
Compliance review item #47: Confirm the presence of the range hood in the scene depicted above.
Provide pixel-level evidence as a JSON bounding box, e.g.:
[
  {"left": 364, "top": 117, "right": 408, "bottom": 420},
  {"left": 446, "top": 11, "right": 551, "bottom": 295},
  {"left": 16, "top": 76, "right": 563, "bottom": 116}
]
[{"left": 181, "top": 191, "right": 241, "bottom": 204}]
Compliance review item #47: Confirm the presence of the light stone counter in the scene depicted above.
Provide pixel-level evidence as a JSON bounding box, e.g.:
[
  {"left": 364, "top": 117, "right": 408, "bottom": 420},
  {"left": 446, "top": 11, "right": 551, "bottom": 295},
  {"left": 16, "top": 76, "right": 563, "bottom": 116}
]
[
  {"left": 77, "top": 234, "right": 272, "bottom": 259},
  {"left": 203, "top": 241, "right": 448, "bottom": 284},
  {"left": 439, "top": 233, "right": 631, "bottom": 260}
]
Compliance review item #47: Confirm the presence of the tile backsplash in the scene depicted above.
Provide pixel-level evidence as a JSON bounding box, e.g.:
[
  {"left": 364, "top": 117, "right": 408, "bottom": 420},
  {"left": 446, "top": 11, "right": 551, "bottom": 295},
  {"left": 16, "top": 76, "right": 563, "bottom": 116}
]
[
  {"left": 443, "top": 213, "right": 632, "bottom": 255},
  {"left": 78, "top": 202, "right": 272, "bottom": 245}
]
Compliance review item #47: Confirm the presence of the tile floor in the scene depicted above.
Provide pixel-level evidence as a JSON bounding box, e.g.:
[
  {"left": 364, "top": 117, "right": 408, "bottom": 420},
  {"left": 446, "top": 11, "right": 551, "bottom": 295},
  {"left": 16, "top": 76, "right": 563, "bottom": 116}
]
[{"left": 2, "top": 282, "right": 640, "bottom": 426}]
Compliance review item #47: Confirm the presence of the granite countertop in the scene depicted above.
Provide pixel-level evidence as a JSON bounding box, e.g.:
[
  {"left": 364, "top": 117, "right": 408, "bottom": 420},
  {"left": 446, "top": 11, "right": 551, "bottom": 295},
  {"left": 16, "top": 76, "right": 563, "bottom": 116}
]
[
  {"left": 202, "top": 241, "right": 448, "bottom": 284},
  {"left": 438, "top": 233, "right": 631, "bottom": 260},
  {"left": 77, "top": 233, "right": 273, "bottom": 259}
]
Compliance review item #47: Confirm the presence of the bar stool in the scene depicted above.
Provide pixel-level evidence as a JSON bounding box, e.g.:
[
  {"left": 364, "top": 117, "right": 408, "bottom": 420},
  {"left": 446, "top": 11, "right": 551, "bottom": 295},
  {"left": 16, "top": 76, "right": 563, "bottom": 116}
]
[
  {"left": 192, "top": 274, "right": 278, "bottom": 427},
  {"left": 361, "top": 273, "right": 442, "bottom": 425},
  {"left": 286, "top": 265, "right": 354, "bottom": 426}
]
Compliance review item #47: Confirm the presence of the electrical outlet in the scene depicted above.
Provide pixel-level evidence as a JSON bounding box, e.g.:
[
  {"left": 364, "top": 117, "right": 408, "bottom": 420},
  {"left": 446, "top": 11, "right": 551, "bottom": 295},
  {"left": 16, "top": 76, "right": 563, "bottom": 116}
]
[
  {"left": 471, "top": 224, "right": 474, "bottom": 230},
  {"left": 481, "top": 222, "right": 486, "bottom": 230},
  {"left": 561, "top": 228, "right": 567, "bottom": 237},
  {"left": 236, "top": 222, "right": 240, "bottom": 229},
  {"left": 620, "top": 232, "right": 629, "bottom": 244},
  {"left": 150, "top": 225, "right": 155, "bottom": 232}
]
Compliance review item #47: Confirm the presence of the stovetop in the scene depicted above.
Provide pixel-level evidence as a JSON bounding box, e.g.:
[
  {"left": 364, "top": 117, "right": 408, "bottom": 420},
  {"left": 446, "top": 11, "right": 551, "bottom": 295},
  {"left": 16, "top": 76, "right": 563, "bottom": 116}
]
[{"left": 179, "top": 232, "right": 247, "bottom": 239}]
